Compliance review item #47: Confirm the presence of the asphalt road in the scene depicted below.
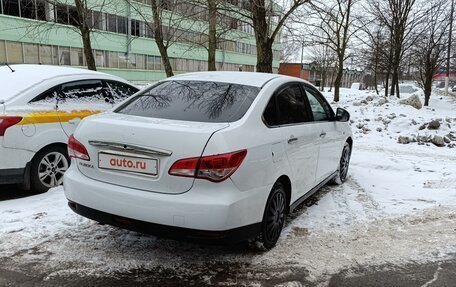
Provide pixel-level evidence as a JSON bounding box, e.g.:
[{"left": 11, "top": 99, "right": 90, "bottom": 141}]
[{"left": 0, "top": 255, "right": 456, "bottom": 286}]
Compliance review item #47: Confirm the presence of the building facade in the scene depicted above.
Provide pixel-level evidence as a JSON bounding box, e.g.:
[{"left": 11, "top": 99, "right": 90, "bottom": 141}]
[{"left": 0, "top": 0, "right": 281, "bottom": 82}]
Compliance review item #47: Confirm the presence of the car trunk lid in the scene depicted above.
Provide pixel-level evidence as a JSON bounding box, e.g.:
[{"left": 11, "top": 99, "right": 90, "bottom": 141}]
[{"left": 74, "top": 112, "right": 229, "bottom": 194}]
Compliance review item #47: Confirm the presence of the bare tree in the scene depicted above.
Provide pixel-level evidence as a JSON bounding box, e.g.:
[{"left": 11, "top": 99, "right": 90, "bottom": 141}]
[
  {"left": 74, "top": 0, "right": 97, "bottom": 70},
  {"left": 207, "top": 0, "right": 217, "bottom": 71},
  {"left": 132, "top": 1, "right": 212, "bottom": 76},
  {"left": 300, "top": 0, "right": 358, "bottom": 102},
  {"left": 150, "top": 0, "right": 174, "bottom": 77},
  {"left": 221, "top": 0, "right": 309, "bottom": 73},
  {"left": 369, "top": 0, "right": 425, "bottom": 98},
  {"left": 413, "top": 0, "right": 450, "bottom": 106},
  {"left": 184, "top": 0, "right": 246, "bottom": 71},
  {"left": 309, "top": 44, "right": 337, "bottom": 91},
  {"left": 357, "top": 19, "right": 391, "bottom": 95}
]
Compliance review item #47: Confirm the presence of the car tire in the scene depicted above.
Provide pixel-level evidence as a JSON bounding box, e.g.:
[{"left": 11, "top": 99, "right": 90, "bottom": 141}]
[
  {"left": 332, "top": 142, "right": 351, "bottom": 185},
  {"left": 30, "top": 145, "right": 70, "bottom": 194},
  {"left": 251, "top": 182, "right": 287, "bottom": 251}
]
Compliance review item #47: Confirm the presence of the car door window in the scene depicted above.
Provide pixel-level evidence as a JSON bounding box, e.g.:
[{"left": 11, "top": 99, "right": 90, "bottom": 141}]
[
  {"left": 105, "top": 80, "right": 139, "bottom": 103},
  {"left": 263, "top": 84, "right": 310, "bottom": 126},
  {"left": 304, "top": 86, "right": 333, "bottom": 121},
  {"left": 29, "top": 87, "right": 59, "bottom": 104},
  {"left": 60, "top": 80, "right": 111, "bottom": 104}
]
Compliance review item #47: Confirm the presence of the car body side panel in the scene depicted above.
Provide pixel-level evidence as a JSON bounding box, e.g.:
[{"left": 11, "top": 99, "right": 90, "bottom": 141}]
[
  {"left": 279, "top": 124, "right": 319, "bottom": 199},
  {"left": 3, "top": 121, "right": 68, "bottom": 152},
  {"left": 0, "top": 137, "right": 35, "bottom": 169},
  {"left": 313, "top": 121, "right": 343, "bottom": 182}
]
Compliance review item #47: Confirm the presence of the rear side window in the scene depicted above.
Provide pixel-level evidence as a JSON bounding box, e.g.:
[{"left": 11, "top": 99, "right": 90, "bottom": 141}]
[
  {"left": 29, "top": 87, "right": 59, "bottom": 103},
  {"left": 60, "top": 80, "right": 110, "bottom": 103},
  {"left": 263, "top": 84, "right": 311, "bottom": 126},
  {"left": 116, "top": 80, "right": 260, "bottom": 123},
  {"left": 106, "top": 80, "right": 139, "bottom": 103}
]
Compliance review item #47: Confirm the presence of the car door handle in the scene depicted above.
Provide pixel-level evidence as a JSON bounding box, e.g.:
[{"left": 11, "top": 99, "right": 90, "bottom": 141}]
[
  {"left": 288, "top": 137, "right": 298, "bottom": 144},
  {"left": 320, "top": 131, "right": 327, "bottom": 137}
]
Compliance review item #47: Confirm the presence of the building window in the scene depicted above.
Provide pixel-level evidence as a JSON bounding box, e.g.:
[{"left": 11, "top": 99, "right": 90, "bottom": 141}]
[
  {"left": 135, "top": 54, "right": 145, "bottom": 69},
  {"left": 68, "top": 5, "right": 79, "bottom": 26},
  {"left": 108, "top": 51, "right": 118, "bottom": 68},
  {"left": 35, "top": 0, "right": 48, "bottom": 21},
  {"left": 23, "top": 43, "right": 39, "bottom": 63},
  {"left": 6, "top": 41, "right": 23, "bottom": 63},
  {"left": 127, "top": 53, "right": 135, "bottom": 69},
  {"left": 145, "top": 23, "right": 154, "bottom": 38},
  {"left": 95, "top": 50, "right": 105, "bottom": 67},
  {"left": 147, "top": 55, "right": 163, "bottom": 70},
  {"left": 39, "top": 45, "right": 53, "bottom": 64},
  {"left": 91, "top": 10, "right": 104, "bottom": 30},
  {"left": 58, "top": 47, "right": 70, "bottom": 65},
  {"left": 131, "top": 19, "right": 141, "bottom": 37},
  {"left": 20, "top": 0, "right": 35, "bottom": 19},
  {"left": 55, "top": 4, "right": 68, "bottom": 24},
  {"left": 0, "top": 41, "right": 6, "bottom": 63},
  {"left": 107, "top": 13, "right": 117, "bottom": 33},
  {"left": 3, "top": 0, "right": 20, "bottom": 16},
  {"left": 70, "top": 47, "right": 83, "bottom": 66},
  {"left": 117, "top": 16, "right": 127, "bottom": 34},
  {"left": 118, "top": 52, "right": 127, "bottom": 69}
]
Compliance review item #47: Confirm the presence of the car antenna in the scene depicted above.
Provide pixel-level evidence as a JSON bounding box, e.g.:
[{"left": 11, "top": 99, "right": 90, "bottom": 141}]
[{"left": 4, "top": 63, "right": 15, "bottom": 72}]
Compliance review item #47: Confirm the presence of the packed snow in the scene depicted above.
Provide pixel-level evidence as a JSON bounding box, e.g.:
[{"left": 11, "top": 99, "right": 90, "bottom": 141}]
[{"left": 0, "top": 86, "right": 455, "bottom": 285}]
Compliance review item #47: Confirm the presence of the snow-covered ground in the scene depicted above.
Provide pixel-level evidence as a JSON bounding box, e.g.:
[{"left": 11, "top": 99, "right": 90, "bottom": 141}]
[{"left": 0, "top": 88, "right": 455, "bottom": 285}]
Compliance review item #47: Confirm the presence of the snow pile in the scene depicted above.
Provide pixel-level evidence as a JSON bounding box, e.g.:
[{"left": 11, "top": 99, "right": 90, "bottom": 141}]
[{"left": 324, "top": 88, "right": 456, "bottom": 149}]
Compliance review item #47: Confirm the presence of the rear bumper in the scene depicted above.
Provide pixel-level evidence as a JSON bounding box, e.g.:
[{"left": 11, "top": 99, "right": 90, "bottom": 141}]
[
  {"left": 68, "top": 201, "right": 261, "bottom": 244},
  {"left": 63, "top": 165, "right": 269, "bottom": 237}
]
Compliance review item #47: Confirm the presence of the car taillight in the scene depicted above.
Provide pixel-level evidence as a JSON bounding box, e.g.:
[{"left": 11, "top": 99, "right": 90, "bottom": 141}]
[
  {"left": 169, "top": 150, "right": 247, "bottom": 182},
  {"left": 0, "top": 116, "right": 22, "bottom": 136},
  {"left": 68, "top": 134, "right": 90, "bottom": 161}
]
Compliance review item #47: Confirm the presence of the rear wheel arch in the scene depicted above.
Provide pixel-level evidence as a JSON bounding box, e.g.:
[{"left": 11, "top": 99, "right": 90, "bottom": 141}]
[
  {"left": 276, "top": 175, "right": 291, "bottom": 214},
  {"left": 32, "top": 142, "right": 68, "bottom": 160},
  {"left": 346, "top": 137, "right": 353, "bottom": 151}
]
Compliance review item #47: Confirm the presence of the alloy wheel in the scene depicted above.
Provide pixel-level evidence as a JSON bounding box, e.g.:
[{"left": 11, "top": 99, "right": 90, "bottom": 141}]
[
  {"left": 38, "top": 151, "right": 69, "bottom": 188},
  {"left": 339, "top": 145, "right": 350, "bottom": 181}
]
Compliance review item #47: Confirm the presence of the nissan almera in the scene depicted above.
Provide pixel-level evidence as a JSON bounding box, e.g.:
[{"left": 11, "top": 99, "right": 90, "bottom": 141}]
[{"left": 63, "top": 72, "right": 352, "bottom": 249}]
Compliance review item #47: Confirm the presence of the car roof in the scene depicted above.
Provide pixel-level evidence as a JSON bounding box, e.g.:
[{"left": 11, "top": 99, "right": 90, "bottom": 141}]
[
  {"left": 167, "top": 71, "right": 282, "bottom": 87},
  {"left": 0, "top": 64, "right": 126, "bottom": 102}
]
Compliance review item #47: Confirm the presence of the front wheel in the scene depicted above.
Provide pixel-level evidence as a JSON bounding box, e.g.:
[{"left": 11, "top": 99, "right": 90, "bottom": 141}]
[
  {"left": 332, "top": 142, "right": 351, "bottom": 185},
  {"left": 252, "top": 182, "right": 287, "bottom": 250},
  {"left": 30, "top": 145, "right": 70, "bottom": 194}
]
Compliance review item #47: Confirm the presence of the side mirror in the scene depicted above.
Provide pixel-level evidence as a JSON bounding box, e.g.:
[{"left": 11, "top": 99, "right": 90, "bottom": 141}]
[{"left": 335, "top": 108, "right": 350, "bottom": 122}]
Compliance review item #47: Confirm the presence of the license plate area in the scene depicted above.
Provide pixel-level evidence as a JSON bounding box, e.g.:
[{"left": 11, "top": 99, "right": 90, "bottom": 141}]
[{"left": 98, "top": 151, "right": 158, "bottom": 176}]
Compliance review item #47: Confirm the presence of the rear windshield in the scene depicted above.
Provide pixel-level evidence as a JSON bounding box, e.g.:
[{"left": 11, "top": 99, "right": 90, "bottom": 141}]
[{"left": 115, "top": 80, "right": 260, "bottom": 123}]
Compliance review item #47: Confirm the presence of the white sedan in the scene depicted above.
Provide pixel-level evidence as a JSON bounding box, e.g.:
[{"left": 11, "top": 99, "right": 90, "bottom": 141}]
[
  {"left": 0, "top": 64, "right": 138, "bottom": 193},
  {"left": 64, "top": 72, "right": 353, "bottom": 249}
]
